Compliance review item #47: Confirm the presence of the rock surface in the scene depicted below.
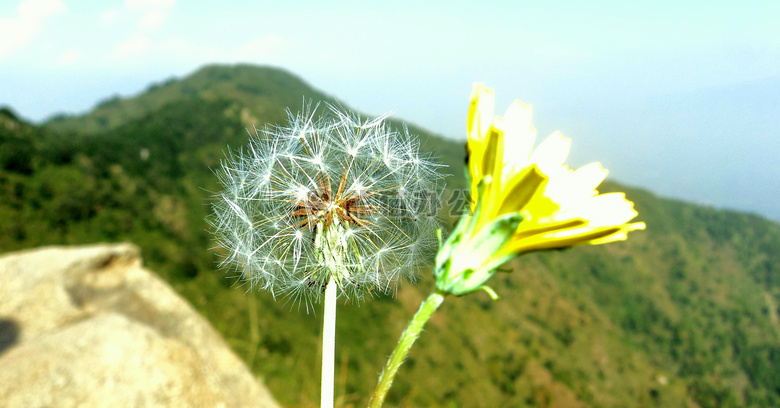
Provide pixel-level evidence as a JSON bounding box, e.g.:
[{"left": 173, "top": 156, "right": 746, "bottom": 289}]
[{"left": 0, "top": 243, "right": 280, "bottom": 408}]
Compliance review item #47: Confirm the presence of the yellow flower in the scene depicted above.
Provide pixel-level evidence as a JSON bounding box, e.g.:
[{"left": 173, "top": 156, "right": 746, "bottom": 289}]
[{"left": 434, "top": 83, "right": 645, "bottom": 297}]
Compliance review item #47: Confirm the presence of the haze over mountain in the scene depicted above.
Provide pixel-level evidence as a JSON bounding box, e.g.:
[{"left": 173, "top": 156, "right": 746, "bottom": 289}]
[
  {"left": 534, "top": 76, "right": 780, "bottom": 222},
  {"left": 1, "top": 64, "right": 779, "bottom": 407},
  {"left": 24, "top": 66, "right": 778, "bottom": 223}
]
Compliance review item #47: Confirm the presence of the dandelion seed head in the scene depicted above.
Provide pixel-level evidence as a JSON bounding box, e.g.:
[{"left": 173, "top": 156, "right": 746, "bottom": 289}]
[{"left": 210, "top": 104, "right": 444, "bottom": 307}]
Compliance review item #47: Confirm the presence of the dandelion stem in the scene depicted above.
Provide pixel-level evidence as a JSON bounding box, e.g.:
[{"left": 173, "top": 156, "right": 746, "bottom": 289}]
[
  {"left": 321, "top": 276, "right": 337, "bottom": 408},
  {"left": 369, "top": 290, "right": 446, "bottom": 408}
]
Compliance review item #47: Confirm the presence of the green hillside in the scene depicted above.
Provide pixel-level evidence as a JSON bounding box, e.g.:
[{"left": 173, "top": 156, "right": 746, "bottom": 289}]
[{"left": 1, "top": 64, "right": 779, "bottom": 407}]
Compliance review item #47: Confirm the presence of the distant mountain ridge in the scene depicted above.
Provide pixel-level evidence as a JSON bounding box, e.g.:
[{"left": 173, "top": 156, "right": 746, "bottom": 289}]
[
  {"left": 1, "top": 64, "right": 779, "bottom": 407},
  {"left": 44, "top": 64, "right": 467, "bottom": 182},
  {"left": 45, "top": 64, "right": 329, "bottom": 134}
]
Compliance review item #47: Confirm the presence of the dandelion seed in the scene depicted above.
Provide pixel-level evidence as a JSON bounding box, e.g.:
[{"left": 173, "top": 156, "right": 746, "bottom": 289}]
[{"left": 210, "top": 104, "right": 444, "bottom": 308}]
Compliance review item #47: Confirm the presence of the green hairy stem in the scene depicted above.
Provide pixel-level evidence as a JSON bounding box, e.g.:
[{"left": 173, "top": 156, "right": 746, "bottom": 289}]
[{"left": 369, "top": 290, "right": 446, "bottom": 408}]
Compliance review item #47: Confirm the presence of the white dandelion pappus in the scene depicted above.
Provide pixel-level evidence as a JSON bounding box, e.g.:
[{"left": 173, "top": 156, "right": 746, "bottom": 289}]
[{"left": 210, "top": 104, "right": 443, "bottom": 309}]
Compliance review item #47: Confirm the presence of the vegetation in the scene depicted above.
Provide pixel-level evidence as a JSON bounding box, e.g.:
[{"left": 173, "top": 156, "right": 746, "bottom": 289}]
[{"left": 2, "top": 64, "right": 779, "bottom": 407}]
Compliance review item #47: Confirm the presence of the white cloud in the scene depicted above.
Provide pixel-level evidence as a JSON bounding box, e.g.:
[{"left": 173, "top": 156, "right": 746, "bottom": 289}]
[
  {"left": 125, "top": 0, "right": 174, "bottom": 9},
  {"left": 100, "top": 9, "right": 120, "bottom": 25},
  {"left": 17, "top": 0, "right": 64, "bottom": 20},
  {"left": 57, "top": 49, "right": 82, "bottom": 65},
  {"left": 123, "top": 0, "right": 173, "bottom": 31},
  {"left": 113, "top": 36, "right": 151, "bottom": 58},
  {"left": 0, "top": 0, "right": 65, "bottom": 59},
  {"left": 139, "top": 9, "right": 166, "bottom": 30}
]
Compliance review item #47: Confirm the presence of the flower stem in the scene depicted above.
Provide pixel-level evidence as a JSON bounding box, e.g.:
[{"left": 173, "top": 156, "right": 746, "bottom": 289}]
[
  {"left": 321, "top": 276, "right": 337, "bottom": 408},
  {"left": 368, "top": 290, "right": 446, "bottom": 408}
]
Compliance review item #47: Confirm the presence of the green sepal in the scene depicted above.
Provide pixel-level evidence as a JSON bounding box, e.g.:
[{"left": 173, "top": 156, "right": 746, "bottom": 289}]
[
  {"left": 434, "top": 211, "right": 523, "bottom": 297},
  {"left": 477, "top": 285, "right": 500, "bottom": 300}
]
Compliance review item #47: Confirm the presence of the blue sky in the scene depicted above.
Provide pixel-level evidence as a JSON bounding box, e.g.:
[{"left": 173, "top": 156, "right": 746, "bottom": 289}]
[{"left": 1, "top": 0, "right": 779, "bottom": 219}]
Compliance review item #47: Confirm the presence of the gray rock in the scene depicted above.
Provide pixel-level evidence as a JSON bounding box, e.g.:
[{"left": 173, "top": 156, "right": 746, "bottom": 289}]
[{"left": 0, "top": 243, "right": 280, "bottom": 408}]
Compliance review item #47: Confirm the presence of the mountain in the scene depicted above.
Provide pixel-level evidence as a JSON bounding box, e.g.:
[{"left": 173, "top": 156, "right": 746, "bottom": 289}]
[
  {"left": 44, "top": 64, "right": 466, "bottom": 186},
  {"left": 45, "top": 65, "right": 325, "bottom": 135},
  {"left": 1, "top": 64, "right": 779, "bottom": 407}
]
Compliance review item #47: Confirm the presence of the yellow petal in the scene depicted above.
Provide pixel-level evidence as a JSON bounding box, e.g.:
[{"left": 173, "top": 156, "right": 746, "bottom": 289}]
[
  {"left": 508, "top": 225, "right": 624, "bottom": 254},
  {"left": 530, "top": 131, "right": 571, "bottom": 173},
  {"left": 480, "top": 127, "right": 505, "bottom": 186},
  {"left": 513, "top": 218, "right": 587, "bottom": 241},
  {"left": 519, "top": 193, "right": 562, "bottom": 224},
  {"left": 571, "top": 162, "right": 608, "bottom": 193},
  {"left": 468, "top": 83, "right": 494, "bottom": 143},
  {"left": 496, "top": 165, "right": 547, "bottom": 217},
  {"left": 500, "top": 101, "right": 536, "bottom": 177},
  {"left": 472, "top": 126, "right": 506, "bottom": 228},
  {"left": 571, "top": 193, "right": 639, "bottom": 226},
  {"left": 587, "top": 222, "right": 646, "bottom": 245},
  {"left": 467, "top": 83, "right": 496, "bottom": 208}
]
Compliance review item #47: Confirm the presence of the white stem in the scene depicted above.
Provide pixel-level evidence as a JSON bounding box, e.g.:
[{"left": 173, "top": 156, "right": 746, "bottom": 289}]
[{"left": 320, "top": 276, "right": 337, "bottom": 408}]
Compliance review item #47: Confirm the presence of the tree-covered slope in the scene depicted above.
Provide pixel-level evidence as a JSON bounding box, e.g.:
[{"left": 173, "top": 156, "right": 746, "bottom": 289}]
[{"left": 1, "top": 64, "right": 778, "bottom": 407}]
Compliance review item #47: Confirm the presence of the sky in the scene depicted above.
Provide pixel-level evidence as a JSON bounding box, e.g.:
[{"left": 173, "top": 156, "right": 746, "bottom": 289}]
[{"left": 1, "top": 0, "right": 779, "bottom": 220}]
